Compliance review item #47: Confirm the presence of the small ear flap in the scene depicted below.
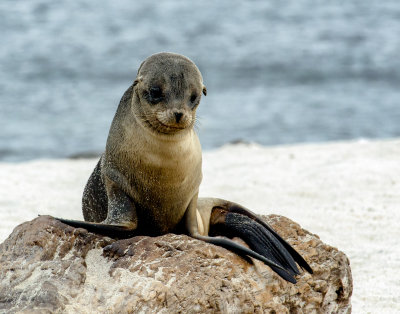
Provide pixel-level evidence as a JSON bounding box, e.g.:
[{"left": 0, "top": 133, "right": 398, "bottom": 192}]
[
  {"left": 202, "top": 85, "right": 207, "bottom": 96},
  {"left": 133, "top": 76, "right": 142, "bottom": 87}
]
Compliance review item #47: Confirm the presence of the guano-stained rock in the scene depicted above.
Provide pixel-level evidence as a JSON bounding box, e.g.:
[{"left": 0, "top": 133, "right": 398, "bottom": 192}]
[{"left": 0, "top": 215, "right": 352, "bottom": 313}]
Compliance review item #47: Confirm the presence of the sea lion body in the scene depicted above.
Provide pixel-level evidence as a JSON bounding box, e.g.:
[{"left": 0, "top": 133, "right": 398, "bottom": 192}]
[
  {"left": 84, "top": 124, "right": 202, "bottom": 235},
  {"left": 83, "top": 53, "right": 204, "bottom": 235},
  {"left": 57, "top": 52, "right": 312, "bottom": 283},
  {"left": 108, "top": 128, "right": 202, "bottom": 234}
]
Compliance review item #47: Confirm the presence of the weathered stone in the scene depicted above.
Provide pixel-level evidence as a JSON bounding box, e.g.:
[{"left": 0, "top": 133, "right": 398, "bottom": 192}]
[{"left": 0, "top": 215, "right": 352, "bottom": 313}]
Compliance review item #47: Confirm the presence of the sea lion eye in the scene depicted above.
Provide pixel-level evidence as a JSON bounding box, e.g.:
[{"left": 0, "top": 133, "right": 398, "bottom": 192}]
[
  {"left": 150, "top": 87, "right": 162, "bottom": 99},
  {"left": 147, "top": 86, "right": 163, "bottom": 104},
  {"left": 190, "top": 93, "right": 197, "bottom": 103}
]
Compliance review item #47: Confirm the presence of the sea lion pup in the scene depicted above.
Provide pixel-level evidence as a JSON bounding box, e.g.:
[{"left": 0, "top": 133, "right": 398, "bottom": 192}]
[{"left": 56, "top": 52, "right": 312, "bottom": 283}]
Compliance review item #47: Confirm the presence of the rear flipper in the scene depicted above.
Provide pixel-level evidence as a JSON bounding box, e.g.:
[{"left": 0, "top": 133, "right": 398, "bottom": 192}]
[
  {"left": 195, "top": 198, "right": 313, "bottom": 283},
  {"left": 55, "top": 217, "right": 137, "bottom": 239}
]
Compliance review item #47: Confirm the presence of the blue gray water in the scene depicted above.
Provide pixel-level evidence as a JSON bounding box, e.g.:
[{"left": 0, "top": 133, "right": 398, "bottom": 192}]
[{"left": 1, "top": 1, "right": 400, "bottom": 161}]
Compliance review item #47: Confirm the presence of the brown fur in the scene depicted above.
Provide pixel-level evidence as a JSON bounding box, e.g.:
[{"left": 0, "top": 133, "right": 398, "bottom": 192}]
[{"left": 83, "top": 52, "right": 206, "bottom": 235}]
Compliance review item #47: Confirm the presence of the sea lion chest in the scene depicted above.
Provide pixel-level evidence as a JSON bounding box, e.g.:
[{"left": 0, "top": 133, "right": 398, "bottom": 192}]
[{"left": 117, "top": 130, "right": 202, "bottom": 233}]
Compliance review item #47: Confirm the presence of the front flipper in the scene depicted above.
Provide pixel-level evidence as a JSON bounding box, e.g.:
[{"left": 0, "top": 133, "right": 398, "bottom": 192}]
[
  {"left": 55, "top": 217, "right": 137, "bottom": 239},
  {"left": 191, "top": 198, "right": 313, "bottom": 283},
  {"left": 55, "top": 171, "right": 139, "bottom": 239}
]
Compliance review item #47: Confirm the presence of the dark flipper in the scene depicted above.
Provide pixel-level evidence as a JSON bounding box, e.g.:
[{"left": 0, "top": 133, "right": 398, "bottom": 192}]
[
  {"left": 192, "top": 234, "right": 296, "bottom": 283},
  {"left": 223, "top": 204, "right": 313, "bottom": 274},
  {"left": 55, "top": 217, "right": 137, "bottom": 239},
  {"left": 207, "top": 206, "right": 313, "bottom": 283}
]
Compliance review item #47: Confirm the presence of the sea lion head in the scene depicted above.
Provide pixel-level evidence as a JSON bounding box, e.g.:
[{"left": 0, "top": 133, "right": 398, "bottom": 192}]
[{"left": 132, "top": 52, "right": 207, "bottom": 135}]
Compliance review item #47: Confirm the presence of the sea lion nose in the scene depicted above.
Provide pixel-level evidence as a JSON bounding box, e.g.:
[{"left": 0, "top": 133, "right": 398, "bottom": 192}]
[{"left": 174, "top": 112, "right": 183, "bottom": 123}]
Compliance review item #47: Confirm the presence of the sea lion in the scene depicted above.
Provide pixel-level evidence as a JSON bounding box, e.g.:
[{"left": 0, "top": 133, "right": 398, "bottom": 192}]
[{"left": 56, "top": 52, "right": 312, "bottom": 283}]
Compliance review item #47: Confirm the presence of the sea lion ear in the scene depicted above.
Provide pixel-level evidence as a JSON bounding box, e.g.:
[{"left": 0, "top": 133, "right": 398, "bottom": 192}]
[
  {"left": 133, "top": 76, "right": 143, "bottom": 87},
  {"left": 202, "top": 85, "right": 207, "bottom": 96}
]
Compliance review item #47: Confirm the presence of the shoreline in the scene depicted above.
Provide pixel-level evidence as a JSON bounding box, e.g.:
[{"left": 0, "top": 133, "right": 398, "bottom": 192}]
[
  {"left": 2, "top": 136, "right": 398, "bottom": 163},
  {"left": 1, "top": 138, "right": 399, "bottom": 312}
]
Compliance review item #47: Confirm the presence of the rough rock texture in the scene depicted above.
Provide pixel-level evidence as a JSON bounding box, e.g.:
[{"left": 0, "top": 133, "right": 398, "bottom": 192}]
[{"left": 0, "top": 215, "right": 352, "bottom": 313}]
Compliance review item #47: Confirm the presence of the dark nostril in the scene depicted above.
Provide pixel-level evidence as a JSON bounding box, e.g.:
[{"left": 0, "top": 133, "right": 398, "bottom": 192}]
[{"left": 174, "top": 112, "right": 183, "bottom": 123}]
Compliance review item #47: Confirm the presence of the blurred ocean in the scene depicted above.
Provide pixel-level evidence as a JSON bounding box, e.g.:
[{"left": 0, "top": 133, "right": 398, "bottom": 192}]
[{"left": 1, "top": 0, "right": 400, "bottom": 161}]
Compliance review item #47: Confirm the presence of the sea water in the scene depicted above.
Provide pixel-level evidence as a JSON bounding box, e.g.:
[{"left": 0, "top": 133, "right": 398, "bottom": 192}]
[{"left": 1, "top": 0, "right": 400, "bottom": 161}]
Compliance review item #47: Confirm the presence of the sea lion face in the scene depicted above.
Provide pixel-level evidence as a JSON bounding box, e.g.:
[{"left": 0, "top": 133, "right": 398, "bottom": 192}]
[{"left": 133, "top": 53, "right": 207, "bottom": 134}]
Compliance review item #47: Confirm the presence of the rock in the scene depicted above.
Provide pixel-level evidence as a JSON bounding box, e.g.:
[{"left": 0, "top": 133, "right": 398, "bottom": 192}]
[{"left": 0, "top": 215, "right": 352, "bottom": 313}]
